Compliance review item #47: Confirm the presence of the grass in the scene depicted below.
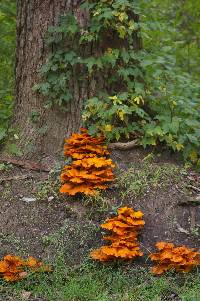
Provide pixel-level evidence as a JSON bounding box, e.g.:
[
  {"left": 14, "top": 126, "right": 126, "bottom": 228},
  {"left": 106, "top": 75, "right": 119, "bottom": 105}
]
[
  {"left": 116, "top": 160, "right": 183, "bottom": 199},
  {"left": 1, "top": 259, "right": 200, "bottom": 301}
]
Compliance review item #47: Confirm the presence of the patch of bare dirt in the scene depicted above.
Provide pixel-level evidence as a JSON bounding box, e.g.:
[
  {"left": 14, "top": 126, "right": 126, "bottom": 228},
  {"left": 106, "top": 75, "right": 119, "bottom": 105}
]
[{"left": 0, "top": 149, "right": 199, "bottom": 266}]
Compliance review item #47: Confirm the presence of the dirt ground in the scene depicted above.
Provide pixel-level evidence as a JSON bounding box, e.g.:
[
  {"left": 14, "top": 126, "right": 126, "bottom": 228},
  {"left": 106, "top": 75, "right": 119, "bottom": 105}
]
[{"left": 0, "top": 148, "right": 200, "bottom": 266}]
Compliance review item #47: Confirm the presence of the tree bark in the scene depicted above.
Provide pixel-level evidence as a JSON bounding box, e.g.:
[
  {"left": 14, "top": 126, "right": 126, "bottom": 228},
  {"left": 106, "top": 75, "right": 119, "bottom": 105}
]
[
  {"left": 13, "top": 0, "right": 88, "bottom": 161},
  {"left": 13, "top": 0, "right": 141, "bottom": 162}
]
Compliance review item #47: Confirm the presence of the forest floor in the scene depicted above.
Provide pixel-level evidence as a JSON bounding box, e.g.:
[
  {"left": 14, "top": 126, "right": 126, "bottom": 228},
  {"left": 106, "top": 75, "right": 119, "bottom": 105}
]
[{"left": 0, "top": 148, "right": 200, "bottom": 301}]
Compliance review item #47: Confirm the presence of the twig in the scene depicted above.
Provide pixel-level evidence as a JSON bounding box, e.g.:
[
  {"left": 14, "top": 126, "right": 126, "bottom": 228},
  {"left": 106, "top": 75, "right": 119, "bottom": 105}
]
[
  {"left": 187, "top": 184, "right": 200, "bottom": 193},
  {"left": 0, "top": 157, "right": 50, "bottom": 172},
  {"left": 0, "top": 175, "right": 33, "bottom": 183}
]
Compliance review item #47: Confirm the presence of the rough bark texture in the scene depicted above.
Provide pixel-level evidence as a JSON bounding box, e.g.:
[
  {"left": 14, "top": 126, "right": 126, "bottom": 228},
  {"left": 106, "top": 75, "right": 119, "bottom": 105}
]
[
  {"left": 13, "top": 0, "right": 141, "bottom": 162},
  {"left": 13, "top": 0, "right": 88, "bottom": 161}
]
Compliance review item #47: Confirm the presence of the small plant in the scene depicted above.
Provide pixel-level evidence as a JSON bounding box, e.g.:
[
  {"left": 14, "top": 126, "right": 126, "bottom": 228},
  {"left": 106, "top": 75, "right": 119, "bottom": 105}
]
[
  {"left": 36, "top": 178, "right": 60, "bottom": 201},
  {"left": 190, "top": 225, "right": 200, "bottom": 237},
  {"left": 60, "top": 128, "right": 115, "bottom": 196},
  {"left": 117, "top": 161, "right": 180, "bottom": 199},
  {"left": 0, "top": 163, "right": 13, "bottom": 172},
  {"left": 84, "top": 195, "right": 112, "bottom": 219},
  {"left": 90, "top": 207, "right": 144, "bottom": 261},
  {"left": 149, "top": 242, "right": 200, "bottom": 275},
  {"left": 0, "top": 255, "right": 51, "bottom": 282}
]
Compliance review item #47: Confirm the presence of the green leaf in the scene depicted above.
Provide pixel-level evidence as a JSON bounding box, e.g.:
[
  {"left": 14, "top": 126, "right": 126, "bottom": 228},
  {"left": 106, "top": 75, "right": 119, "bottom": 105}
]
[{"left": 7, "top": 143, "right": 22, "bottom": 156}]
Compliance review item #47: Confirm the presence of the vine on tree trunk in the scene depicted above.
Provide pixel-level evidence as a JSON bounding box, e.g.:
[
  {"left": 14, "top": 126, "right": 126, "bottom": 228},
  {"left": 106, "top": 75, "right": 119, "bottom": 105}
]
[
  {"left": 34, "top": 0, "right": 200, "bottom": 166},
  {"left": 34, "top": 0, "right": 146, "bottom": 142}
]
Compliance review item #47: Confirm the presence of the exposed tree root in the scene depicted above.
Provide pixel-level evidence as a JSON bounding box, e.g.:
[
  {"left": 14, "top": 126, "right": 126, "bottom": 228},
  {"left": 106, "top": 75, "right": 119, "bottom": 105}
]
[{"left": 108, "top": 140, "right": 139, "bottom": 150}]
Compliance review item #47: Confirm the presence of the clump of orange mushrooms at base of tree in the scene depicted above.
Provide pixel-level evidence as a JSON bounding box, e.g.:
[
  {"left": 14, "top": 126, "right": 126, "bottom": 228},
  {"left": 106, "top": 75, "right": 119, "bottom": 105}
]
[
  {"left": 90, "top": 207, "right": 145, "bottom": 261},
  {"left": 149, "top": 242, "right": 200, "bottom": 275},
  {"left": 0, "top": 255, "right": 51, "bottom": 282},
  {"left": 60, "top": 128, "right": 115, "bottom": 196}
]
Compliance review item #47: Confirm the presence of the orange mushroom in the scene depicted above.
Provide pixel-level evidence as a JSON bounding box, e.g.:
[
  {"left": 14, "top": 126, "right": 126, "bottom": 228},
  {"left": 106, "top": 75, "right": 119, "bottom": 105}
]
[
  {"left": 150, "top": 242, "right": 200, "bottom": 275},
  {"left": 60, "top": 129, "right": 115, "bottom": 196},
  {"left": 90, "top": 207, "right": 144, "bottom": 262},
  {"left": 0, "top": 255, "right": 51, "bottom": 282}
]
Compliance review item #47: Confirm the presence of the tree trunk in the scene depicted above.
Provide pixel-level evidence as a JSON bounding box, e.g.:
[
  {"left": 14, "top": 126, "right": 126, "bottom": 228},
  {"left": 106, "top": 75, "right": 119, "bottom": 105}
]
[
  {"left": 13, "top": 0, "right": 141, "bottom": 162},
  {"left": 13, "top": 0, "right": 88, "bottom": 161}
]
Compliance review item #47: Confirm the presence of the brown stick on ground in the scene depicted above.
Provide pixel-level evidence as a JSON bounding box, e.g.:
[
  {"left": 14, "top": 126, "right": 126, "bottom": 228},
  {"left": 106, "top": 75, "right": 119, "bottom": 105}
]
[
  {"left": 0, "top": 157, "right": 50, "bottom": 172},
  {"left": 108, "top": 140, "right": 139, "bottom": 151},
  {"left": 0, "top": 175, "right": 33, "bottom": 183}
]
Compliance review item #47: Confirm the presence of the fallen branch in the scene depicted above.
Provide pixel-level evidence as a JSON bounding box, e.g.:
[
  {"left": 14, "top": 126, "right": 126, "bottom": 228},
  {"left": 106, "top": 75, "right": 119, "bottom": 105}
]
[
  {"left": 0, "top": 157, "right": 50, "bottom": 172},
  {"left": 0, "top": 174, "right": 34, "bottom": 183},
  {"left": 108, "top": 139, "right": 139, "bottom": 150},
  {"left": 187, "top": 184, "right": 200, "bottom": 193}
]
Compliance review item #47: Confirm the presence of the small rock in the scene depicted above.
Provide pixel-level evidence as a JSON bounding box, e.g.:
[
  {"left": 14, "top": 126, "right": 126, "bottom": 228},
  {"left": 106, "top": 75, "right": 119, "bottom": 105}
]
[
  {"left": 21, "top": 290, "right": 31, "bottom": 300},
  {"left": 22, "top": 197, "right": 37, "bottom": 203},
  {"left": 48, "top": 196, "right": 54, "bottom": 202},
  {"left": 178, "top": 196, "right": 200, "bottom": 206},
  {"left": 176, "top": 225, "right": 190, "bottom": 235}
]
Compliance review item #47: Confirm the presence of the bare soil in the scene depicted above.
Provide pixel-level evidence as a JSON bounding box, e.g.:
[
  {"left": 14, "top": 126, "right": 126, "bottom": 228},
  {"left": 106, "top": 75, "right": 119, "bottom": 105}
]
[{"left": 0, "top": 148, "right": 200, "bottom": 266}]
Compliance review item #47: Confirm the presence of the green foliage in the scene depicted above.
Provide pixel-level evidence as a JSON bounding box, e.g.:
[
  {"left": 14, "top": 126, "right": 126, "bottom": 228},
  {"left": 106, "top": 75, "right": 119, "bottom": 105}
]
[
  {"left": 33, "top": 14, "right": 80, "bottom": 108},
  {"left": 0, "top": 0, "right": 16, "bottom": 142},
  {"left": 1, "top": 261, "right": 200, "bottom": 301},
  {"left": 138, "top": 0, "right": 200, "bottom": 166},
  {"left": 138, "top": 48, "right": 200, "bottom": 165},
  {"left": 35, "top": 0, "right": 200, "bottom": 165},
  {"left": 83, "top": 93, "right": 148, "bottom": 141},
  {"left": 35, "top": 0, "right": 145, "bottom": 131}
]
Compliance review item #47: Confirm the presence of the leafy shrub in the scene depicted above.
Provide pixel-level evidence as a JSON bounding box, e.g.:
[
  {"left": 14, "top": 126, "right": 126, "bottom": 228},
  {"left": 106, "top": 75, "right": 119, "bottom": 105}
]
[
  {"left": 139, "top": 49, "right": 200, "bottom": 166},
  {"left": 35, "top": 0, "right": 147, "bottom": 142},
  {"left": 36, "top": 0, "right": 200, "bottom": 166},
  {"left": 0, "top": 1, "right": 15, "bottom": 142}
]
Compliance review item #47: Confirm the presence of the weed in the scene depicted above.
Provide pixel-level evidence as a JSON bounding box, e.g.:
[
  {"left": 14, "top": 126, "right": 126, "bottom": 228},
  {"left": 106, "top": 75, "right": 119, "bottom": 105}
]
[
  {"left": 36, "top": 178, "right": 60, "bottom": 201},
  {"left": 1, "top": 184, "right": 12, "bottom": 199},
  {"left": 40, "top": 218, "right": 98, "bottom": 266},
  {"left": 0, "top": 233, "right": 27, "bottom": 257},
  {"left": 0, "top": 163, "right": 13, "bottom": 172},
  {"left": 190, "top": 225, "right": 200, "bottom": 237},
  {"left": 117, "top": 162, "right": 181, "bottom": 199},
  {"left": 84, "top": 194, "right": 112, "bottom": 219},
  {"left": 41, "top": 219, "right": 70, "bottom": 249}
]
